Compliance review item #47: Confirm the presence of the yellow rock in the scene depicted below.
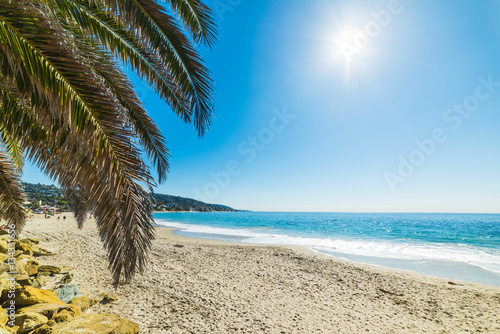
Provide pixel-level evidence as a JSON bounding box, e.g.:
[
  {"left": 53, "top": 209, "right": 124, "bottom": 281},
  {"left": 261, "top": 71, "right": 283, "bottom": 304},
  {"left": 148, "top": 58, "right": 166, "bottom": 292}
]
[
  {"left": 0, "top": 256, "right": 7, "bottom": 264},
  {"left": 36, "top": 275, "right": 49, "bottom": 287},
  {"left": 68, "top": 296, "right": 91, "bottom": 312},
  {"left": 0, "top": 272, "right": 11, "bottom": 292},
  {"left": 18, "top": 303, "right": 81, "bottom": 319},
  {"left": 0, "top": 264, "right": 8, "bottom": 276},
  {"left": 100, "top": 293, "right": 119, "bottom": 304},
  {"left": 27, "top": 238, "right": 40, "bottom": 245},
  {"left": 23, "top": 260, "right": 39, "bottom": 276},
  {"left": 27, "top": 324, "right": 52, "bottom": 334},
  {"left": 0, "top": 241, "right": 8, "bottom": 254},
  {"left": 0, "top": 260, "right": 28, "bottom": 281},
  {"left": 14, "top": 311, "right": 48, "bottom": 334},
  {"left": 37, "top": 266, "right": 61, "bottom": 276},
  {"left": 52, "top": 309, "right": 72, "bottom": 323},
  {"left": 1, "top": 286, "right": 64, "bottom": 307},
  {"left": 50, "top": 313, "right": 140, "bottom": 334},
  {"left": 14, "top": 242, "right": 33, "bottom": 256},
  {"left": 0, "top": 323, "right": 17, "bottom": 334},
  {"left": 31, "top": 246, "right": 55, "bottom": 257},
  {"left": 0, "top": 308, "right": 7, "bottom": 325},
  {"left": 18, "top": 239, "right": 33, "bottom": 246}
]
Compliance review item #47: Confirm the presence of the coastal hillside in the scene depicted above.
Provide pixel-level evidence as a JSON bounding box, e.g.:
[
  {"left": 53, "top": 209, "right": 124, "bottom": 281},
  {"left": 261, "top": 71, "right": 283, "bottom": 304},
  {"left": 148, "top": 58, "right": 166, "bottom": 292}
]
[
  {"left": 153, "top": 193, "right": 237, "bottom": 212},
  {"left": 22, "top": 182, "right": 238, "bottom": 212}
]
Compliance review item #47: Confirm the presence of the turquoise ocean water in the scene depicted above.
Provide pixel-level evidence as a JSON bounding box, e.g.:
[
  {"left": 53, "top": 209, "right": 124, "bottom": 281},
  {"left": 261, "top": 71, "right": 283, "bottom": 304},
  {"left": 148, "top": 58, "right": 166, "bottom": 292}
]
[{"left": 153, "top": 212, "right": 500, "bottom": 286}]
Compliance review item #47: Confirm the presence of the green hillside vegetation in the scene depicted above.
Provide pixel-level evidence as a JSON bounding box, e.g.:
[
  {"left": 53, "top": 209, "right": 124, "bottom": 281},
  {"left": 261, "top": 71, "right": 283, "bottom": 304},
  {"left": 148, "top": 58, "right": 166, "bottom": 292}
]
[{"left": 22, "top": 183, "right": 237, "bottom": 213}]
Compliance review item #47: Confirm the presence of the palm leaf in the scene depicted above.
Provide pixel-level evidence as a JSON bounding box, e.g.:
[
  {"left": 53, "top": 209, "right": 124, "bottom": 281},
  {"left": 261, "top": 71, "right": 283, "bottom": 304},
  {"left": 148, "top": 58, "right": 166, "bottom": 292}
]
[{"left": 167, "top": 0, "right": 217, "bottom": 47}]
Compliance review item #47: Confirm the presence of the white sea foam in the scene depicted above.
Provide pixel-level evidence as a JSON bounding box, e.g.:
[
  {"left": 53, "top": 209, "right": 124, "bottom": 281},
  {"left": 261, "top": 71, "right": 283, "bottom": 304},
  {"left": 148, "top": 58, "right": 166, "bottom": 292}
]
[{"left": 155, "top": 220, "right": 500, "bottom": 275}]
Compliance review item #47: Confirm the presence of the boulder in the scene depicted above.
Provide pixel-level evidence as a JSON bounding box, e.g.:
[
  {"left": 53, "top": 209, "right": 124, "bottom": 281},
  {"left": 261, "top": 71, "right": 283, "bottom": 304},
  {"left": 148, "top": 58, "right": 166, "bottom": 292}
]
[
  {"left": 27, "top": 238, "right": 40, "bottom": 245},
  {"left": 18, "top": 257, "right": 39, "bottom": 276},
  {"left": 100, "top": 293, "right": 119, "bottom": 304},
  {"left": 0, "top": 241, "right": 8, "bottom": 254},
  {"left": 27, "top": 324, "right": 52, "bottom": 333},
  {"left": 36, "top": 275, "right": 49, "bottom": 287},
  {"left": 0, "top": 324, "right": 17, "bottom": 334},
  {"left": 2, "top": 261, "right": 29, "bottom": 281},
  {"left": 37, "top": 266, "right": 61, "bottom": 276},
  {"left": 14, "top": 311, "right": 48, "bottom": 334},
  {"left": 50, "top": 313, "right": 140, "bottom": 334},
  {"left": 57, "top": 274, "right": 73, "bottom": 285},
  {"left": 0, "top": 264, "right": 8, "bottom": 276},
  {"left": 31, "top": 247, "right": 55, "bottom": 257},
  {"left": 54, "top": 284, "right": 82, "bottom": 303},
  {"left": 52, "top": 309, "right": 72, "bottom": 323},
  {"left": 16, "top": 278, "right": 43, "bottom": 288},
  {"left": 0, "top": 308, "right": 6, "bottom": 325},
  {"left": 1, "top": 286, "right": 63, "bottom": 307},
  {"left": 58, "top": 266, "right": 74, "bottom": 274},
  {"left": 0, "top": 272, "right": 11, "bottom": 292},
  {"left": 14, "top": 242, "right": 33, "bottom": 257},
  {"left": 18, "top": 239, "right": 33, "bottom": 246},
  {"left": 18, "top": 303, "right": 81, "bottom": 320},
  {"left": 68, "top": 296, "right": 92, "bottom": 312}
]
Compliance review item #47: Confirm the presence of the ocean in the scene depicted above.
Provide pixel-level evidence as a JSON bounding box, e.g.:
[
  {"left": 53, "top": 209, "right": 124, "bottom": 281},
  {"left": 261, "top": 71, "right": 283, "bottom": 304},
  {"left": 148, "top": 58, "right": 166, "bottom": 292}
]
[{"left": 153, "top": 212, "right": 500, "bottom": 286}]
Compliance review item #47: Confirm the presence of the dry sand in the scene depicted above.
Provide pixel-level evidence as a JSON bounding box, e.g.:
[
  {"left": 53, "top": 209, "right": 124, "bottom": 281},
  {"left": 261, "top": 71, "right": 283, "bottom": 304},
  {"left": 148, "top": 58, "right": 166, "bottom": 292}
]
[{"left": 20, "top": 214, "right": 500, "bottom": 333}]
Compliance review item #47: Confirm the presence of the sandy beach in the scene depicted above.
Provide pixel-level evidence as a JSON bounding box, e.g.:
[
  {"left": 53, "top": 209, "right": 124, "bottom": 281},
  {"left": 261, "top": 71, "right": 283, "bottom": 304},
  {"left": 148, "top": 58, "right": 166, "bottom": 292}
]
[{"left": 20, "top": 214, "right": 500, "bottom": 333}]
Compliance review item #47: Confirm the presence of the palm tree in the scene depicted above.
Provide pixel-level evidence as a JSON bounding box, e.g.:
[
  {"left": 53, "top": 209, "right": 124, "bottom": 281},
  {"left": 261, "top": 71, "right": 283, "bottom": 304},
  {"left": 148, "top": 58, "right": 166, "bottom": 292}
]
[{"left": 0, "top": 0, "right": 216, "bottom": 284}]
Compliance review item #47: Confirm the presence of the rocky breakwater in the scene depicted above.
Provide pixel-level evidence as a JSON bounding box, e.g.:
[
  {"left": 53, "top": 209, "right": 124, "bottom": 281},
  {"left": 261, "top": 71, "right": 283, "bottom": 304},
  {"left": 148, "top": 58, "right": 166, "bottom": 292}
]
[{"left": 0, "top": 229, "right": 140, "bottom": 333}]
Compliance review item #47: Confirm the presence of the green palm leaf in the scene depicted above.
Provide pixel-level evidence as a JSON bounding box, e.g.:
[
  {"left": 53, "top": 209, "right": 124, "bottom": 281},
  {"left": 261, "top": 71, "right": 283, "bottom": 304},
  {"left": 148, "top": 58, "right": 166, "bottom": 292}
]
[{"left": 0, "top": 0, "right": 217, "bottom": 284}]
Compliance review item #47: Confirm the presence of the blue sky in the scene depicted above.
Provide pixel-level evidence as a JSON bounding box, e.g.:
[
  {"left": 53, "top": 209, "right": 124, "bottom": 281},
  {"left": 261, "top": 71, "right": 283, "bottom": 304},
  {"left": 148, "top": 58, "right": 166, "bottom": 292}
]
[{"left": 24, "top": 0, "right": 500, "bottom": 213}]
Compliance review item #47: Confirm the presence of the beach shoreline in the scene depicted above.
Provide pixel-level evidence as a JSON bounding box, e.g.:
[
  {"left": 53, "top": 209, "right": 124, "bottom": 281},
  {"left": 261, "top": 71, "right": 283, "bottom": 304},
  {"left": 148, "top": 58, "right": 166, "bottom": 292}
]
[{"left": 21, "top": 214, "right": 500, "bottom": 333}]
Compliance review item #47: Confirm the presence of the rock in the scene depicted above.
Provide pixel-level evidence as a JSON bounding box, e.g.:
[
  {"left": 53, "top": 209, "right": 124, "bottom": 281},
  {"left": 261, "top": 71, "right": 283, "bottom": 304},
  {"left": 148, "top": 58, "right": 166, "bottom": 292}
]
[
  {"left": 68, "top": 296, "right": 90, "bottom": 312},
  {"left": 27, "top": 324, "right": 52, "bottom": 334},
  {"left": 27, "top": 238, "right": 40, "bottom": 245},
  {"left": 31, "top": 247, "right": 56, "bottom": 257},
  {"left": 2, "top": 261, "right": 29, "bottom": 281},
  {"left": 54, "top": 284, "right": 82, "bottom": 303},
  {"left": 37, "top": 266, "right": 61, "bottom": 276},
  {"left": 1, "top": 286, "right": 64, "bottom": 307},
  {"left": 57, "top": 274, "right": 72, "bottom": 285},
  {"left": 20, "top": 258, "right": 39, "bottom": 276},
  {"left": 14, "top": 311, "right": 48, "bottom": 334},
  {"left": 18, "top": 239, "right": 33, "bottom": 246},
  {"left": 52, "top": 309, "right": 72, "bottom": 323},
  {"left": 16, "top": 278, "right": 43, "bottom": 288},
  {"left": 36, "top": 275, "right": 49, "bottom": 287},
  {"left": 50, "top": 313, "right": 140, "bottom": 334},
  {"left": 58, "top": 266, "right": 74, "bottom": 274},
  {"left": 18, "top": 303, "right": 81, "bottom": 320},
  {"left": 0, "top": 264, "right": 8, "bottom": 276},
  {"left": 100, "top": 293, "right": 119, "bottom": 304},
  {"left": 0, "top": 273, "right": 10, "bottom": 292},
  {"left": 0, "top": 241, "right": 8, "bottom": 254},
  {"left": 0, "top": 324, "right": 17, "bottom": 334},
  {"left": 0, "top": 308, "right": 7, "bottom": 325},
  {"left": 0, "top": 256, "right": 7, "bottom": 264},
  {"left": 14, "top": 242, "right": 33, "bottom": 256}
]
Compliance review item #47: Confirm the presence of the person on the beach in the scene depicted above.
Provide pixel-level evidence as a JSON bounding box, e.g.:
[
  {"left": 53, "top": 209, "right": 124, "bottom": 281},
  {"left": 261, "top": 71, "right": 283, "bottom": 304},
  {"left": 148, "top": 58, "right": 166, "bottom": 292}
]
[{"left": 63, "top": 216, "right": 66, "bottom": 221}]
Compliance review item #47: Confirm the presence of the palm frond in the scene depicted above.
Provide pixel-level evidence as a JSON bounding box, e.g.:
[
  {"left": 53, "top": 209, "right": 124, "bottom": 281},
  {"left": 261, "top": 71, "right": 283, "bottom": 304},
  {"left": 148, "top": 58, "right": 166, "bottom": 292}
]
[
  {"left": 101, "top": 0, "right": 214, "bottom": 135},
  {"left": 167, "top": 0, "right": 217, "bottom": 47},
  {"left": 0, "top": 149, "right": 26, "bottom": 233},
  {"left": 0, "top": 0, "right": 217, "bottom": 284}
]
